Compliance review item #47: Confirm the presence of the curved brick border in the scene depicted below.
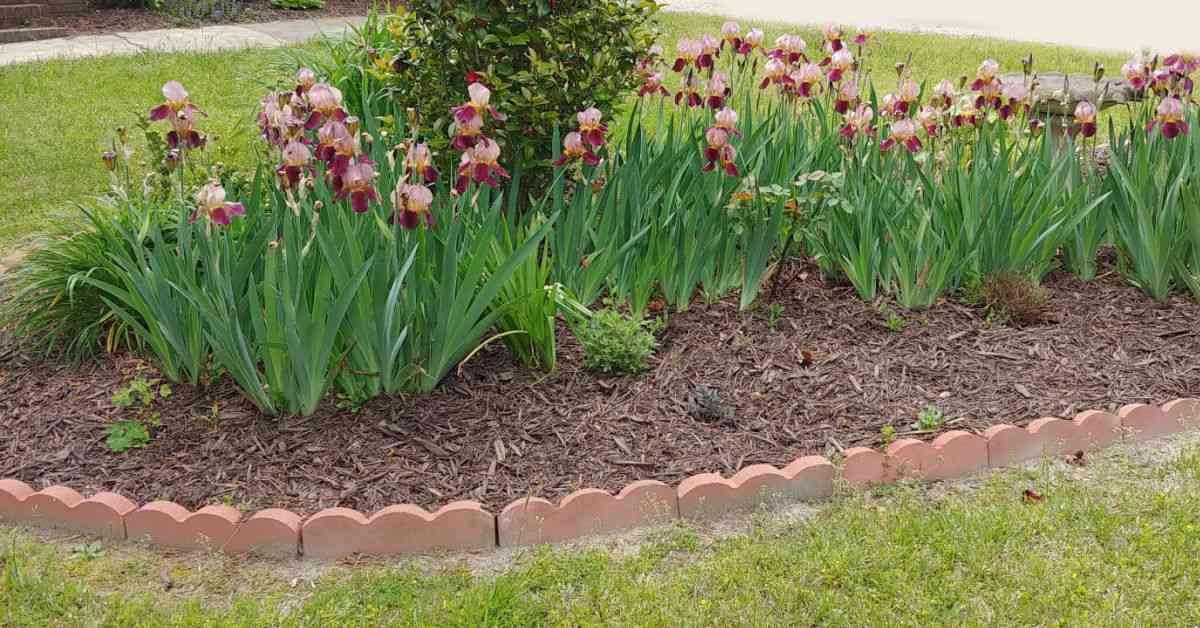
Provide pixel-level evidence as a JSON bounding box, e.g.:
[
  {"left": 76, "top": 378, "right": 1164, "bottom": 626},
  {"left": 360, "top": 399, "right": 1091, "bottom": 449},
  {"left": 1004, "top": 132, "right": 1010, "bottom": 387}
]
[{"left": 1, "top": 398, "right": 1197, "bottom": 559}]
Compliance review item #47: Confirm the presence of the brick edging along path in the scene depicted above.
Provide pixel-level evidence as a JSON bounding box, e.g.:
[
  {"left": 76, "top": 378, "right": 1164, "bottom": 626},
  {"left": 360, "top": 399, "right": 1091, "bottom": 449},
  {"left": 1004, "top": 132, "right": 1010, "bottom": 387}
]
[{"left": 1, "top": 400, "right": 1198, "bottom": 560}]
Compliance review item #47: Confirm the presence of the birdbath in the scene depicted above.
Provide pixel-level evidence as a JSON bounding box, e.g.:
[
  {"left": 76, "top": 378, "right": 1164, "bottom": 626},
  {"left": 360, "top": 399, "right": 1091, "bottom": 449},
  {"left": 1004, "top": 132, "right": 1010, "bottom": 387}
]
[{"left": 999, "top": 72, "right": 1142, "bottom": 141}]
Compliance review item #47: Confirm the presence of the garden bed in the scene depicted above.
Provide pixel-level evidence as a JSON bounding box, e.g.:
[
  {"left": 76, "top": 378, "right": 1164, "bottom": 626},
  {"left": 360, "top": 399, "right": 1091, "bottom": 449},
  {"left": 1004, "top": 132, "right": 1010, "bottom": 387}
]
[
  {"left": 3, "top": 258, "right": 1197, "bottom": 516},
  {"left": 27, "top": 0, "right": 369, "bottom": 37}
]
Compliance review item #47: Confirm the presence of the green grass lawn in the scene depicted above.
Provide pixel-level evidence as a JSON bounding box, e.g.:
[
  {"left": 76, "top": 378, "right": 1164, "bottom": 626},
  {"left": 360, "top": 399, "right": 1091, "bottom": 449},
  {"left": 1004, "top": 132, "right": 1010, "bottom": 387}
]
[
  {"left": 0, "top": 12, "right": 1131, "bottom": 253},
  {"left": 5, "top": 435, "right": 1200, "bottom": 626}
]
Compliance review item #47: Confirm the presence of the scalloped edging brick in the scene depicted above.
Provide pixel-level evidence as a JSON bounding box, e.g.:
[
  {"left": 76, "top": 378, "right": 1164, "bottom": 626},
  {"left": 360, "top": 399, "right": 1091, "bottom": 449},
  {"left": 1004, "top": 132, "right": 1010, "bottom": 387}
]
[
  {"left": 678, "top": 456, "right": 835, "bottom": 521},
  {"left": 2, "top": 398, "right": 1199, "bottom": 558},
  {"left": 222, "top": 509, "right": 302, "bottom": 558},
  {"left": 302, "top": 501, "right": 495, "bottom": 559},
  {"left": 125, "top": 502, "right": 241, "bottom": 550},
  {"left": 985, "top": 411, "right": 1121, "bottom": 469},
  {"left": 498, "top": 480, "right": 677, "bottom": 547},
  {"left": 0, "top": 480, "right": 135, "bottom": 539}
]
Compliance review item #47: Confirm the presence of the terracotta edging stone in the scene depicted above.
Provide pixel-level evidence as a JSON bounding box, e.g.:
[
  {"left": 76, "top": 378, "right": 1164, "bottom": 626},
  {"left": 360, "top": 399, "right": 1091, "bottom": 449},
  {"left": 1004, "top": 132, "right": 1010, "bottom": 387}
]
[
  {"left": 497, "top": 480, "right": 678, "bottom": 547},
  {"left": 222, "top": 508, "right": 303, "bottom": 558},
  {"left": 677, "top": 456, "right": 835, "bottom": 521},
  {"left": 1121, "top": 402, "right": 1185, "bottom": 441},
  {"left": 887, "top": 430, "right": 989, "bottom": 481},
  {"left": 125, "top": 502, "right": 241, "bottom": 550},
  {"left": 985, "top": 411, "right": 1122, "bottom": 469},
  {"left": 0, "top": 480, "right": 135, "bottom": 539},
  {"left": 302, "top": 501, "right": 495, "bottom": 560}
]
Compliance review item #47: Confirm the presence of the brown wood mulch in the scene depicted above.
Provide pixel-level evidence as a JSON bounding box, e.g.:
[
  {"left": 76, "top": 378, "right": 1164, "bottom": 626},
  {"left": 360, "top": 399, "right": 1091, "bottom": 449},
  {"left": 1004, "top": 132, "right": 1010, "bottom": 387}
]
[
  {"left": 30, "top": 0, "right": 371, "bottom": 37},
  {"left": 1, "top": 260, "right": 1198, "bottom": 516}
]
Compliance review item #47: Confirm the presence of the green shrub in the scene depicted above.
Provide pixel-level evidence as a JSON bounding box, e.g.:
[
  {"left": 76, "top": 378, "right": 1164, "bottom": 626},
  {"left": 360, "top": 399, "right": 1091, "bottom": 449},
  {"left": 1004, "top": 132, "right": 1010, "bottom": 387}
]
[
  {"left": 322, "top": 1, "right": 660, "bottom": 183},
  {"left": 271, "top": 0, "right": 322, "bottom": 9},
  {"left": 575, "top": 308, "right": 659, "bottom": 375}
]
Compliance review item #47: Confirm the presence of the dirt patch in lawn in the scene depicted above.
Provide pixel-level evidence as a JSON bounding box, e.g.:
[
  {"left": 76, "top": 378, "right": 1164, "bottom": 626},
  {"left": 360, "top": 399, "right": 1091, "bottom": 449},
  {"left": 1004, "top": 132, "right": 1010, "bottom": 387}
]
[
  {"left": 27, "top": 0, "right": 370, "bottom": 38},
  {"left": 1, "top": 260, "right": 1198, "bottom": 516}
]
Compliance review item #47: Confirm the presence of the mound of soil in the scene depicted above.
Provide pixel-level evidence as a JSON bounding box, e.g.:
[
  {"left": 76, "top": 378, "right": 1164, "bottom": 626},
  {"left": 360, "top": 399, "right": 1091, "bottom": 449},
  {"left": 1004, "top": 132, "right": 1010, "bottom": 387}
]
[{"left": 2, "top": 261, "right": 1197, "bottom": 515}]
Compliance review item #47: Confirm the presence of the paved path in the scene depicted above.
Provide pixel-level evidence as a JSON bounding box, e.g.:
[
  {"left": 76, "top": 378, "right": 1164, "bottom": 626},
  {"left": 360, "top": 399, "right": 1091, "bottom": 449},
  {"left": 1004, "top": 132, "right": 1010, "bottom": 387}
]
[
  {"left": 664, "top": 0, "right": 1198, "bottom": 54},
  {"left": 0, "top": 16, "right": 365, "bottom": 66}
]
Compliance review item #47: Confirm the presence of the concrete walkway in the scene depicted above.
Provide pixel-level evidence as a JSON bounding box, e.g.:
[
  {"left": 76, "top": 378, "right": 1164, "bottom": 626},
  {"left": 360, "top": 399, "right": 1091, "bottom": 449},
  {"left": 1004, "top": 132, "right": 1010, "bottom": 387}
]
[
  {"left": 663, "top": 0, "right": 1199, "bottom": 54},
  {"left": 0, "top": 16, "right": 365, "bottom": 66}
]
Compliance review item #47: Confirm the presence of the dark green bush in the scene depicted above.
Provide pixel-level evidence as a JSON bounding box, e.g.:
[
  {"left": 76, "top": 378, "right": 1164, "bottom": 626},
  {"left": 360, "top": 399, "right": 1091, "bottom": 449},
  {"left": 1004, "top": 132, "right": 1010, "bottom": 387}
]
[
  {"left": 271, "top": 0, "right": 323, "bottom": 9},
  {"left": 324, "top": 1, "right": 660, "bottom": 183},
  {"left": 574, "top": 308, "right": 659, "bottom": 375}
]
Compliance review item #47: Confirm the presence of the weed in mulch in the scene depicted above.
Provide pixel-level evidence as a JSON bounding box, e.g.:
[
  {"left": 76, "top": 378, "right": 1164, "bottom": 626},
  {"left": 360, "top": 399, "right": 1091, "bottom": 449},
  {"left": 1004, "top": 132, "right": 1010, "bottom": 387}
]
[{"left": 969, "top": 272, "right": 1051, "bottom": 327}]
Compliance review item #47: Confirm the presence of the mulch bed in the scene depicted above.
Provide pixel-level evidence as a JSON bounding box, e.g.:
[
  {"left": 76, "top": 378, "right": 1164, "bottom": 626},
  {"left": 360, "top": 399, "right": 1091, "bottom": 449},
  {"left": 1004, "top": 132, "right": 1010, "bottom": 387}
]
[
  {"left": 29, "top": 0, "right": 371, "bottom": 37},
  {"left": 2, "top": 259, "right": 1198, "bottom": 516}
]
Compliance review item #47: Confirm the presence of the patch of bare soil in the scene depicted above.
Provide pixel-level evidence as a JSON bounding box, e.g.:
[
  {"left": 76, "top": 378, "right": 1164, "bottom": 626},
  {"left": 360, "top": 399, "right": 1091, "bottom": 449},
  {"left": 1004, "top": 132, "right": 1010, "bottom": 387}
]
[
  {"left": 1, "top": 260, "right": 1197, "bottom": 516},
  {"left": 27, "top": 0, "right": 371, "bottom": 37}
]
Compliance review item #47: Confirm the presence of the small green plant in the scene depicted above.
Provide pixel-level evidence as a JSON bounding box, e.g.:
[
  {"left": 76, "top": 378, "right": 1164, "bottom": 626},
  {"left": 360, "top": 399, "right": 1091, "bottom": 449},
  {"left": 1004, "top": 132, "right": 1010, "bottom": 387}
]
[
  {"left": 880, "top": 424, "right": 898, "bottom": 447},
  {"left": 911, "top": 405, "right": 946, "bottom": 431},
  {"left": 766, "top": 303, "right": 785, "bottom": 330},
  {"left": 69, "top": 541, "right": 105, "bottom": 562},
  {"left": 575, "top": 308, "right": 660, "bottom": 375},
  {"left": 271, "top": 0, "right": 322, "bottom": 9},
  {"left": 105, "top": 420, "right": 151, "bottom": 452},
  {"left": 111, "top": 376, "right": 171, "bottom": 408},
  {"left": 878, "top": 304, "right": 906, "bottom": 332},
  {"left": 110, "top": 376, "right": 170, "bottom": 439}
]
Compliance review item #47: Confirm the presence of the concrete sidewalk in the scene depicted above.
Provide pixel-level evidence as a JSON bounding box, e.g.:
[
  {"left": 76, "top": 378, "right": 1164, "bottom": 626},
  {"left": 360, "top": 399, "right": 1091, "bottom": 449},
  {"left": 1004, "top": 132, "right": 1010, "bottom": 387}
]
[
  {"left": 664, "top": 0, "right": 1199, "bottom": 54},
  {"left": 0, "top": 16, "right": 365, "bottom": 66}
]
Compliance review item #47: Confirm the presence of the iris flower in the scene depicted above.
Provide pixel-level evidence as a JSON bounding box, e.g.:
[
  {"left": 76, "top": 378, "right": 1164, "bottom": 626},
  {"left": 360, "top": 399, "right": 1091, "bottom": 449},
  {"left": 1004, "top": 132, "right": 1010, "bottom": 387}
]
[
  {"left": 191, "top": 182, "right": 245, "bottom": 226},
  {"left": 391, "top": 183, "right": 436, "bottom": 230},
  {"left": 839, "top": 104, "right": 875, "bottom": 140},
  {"left": 577, "top": 107, "right": 608, "bottom": 147},
  {"left": 335, "top": 161, "right": 380, "bottom": 213},
  {"left": 316, "top": 119, "right": 357, "bottom": 177},
  {"left": 880, "top": 118, "right": 922, "bottom": 153},
  {"left": 405, "top": 143, "right": 440, "bottom": 183},
  {"left": 676, "top": 73, "right": 704, "bottom": 108},
  {"left": 827, "top": 49, "right": 854, "bottom": 82},
  {"left": 760, "top": 58, "right": 794, "bottom": 90},
  {"left": 705, "top": 74, "right": 731, "bottom": 109},
  {"left": 277, "top": 140, "right": 313, "bottom": 190},
  {"left": 454, "top": 138, "right": 510, "bottom": 194},
  {"left": 149, "top": 81, "right": 205, "bottom": 122},
  {"left": 1147, "top": 97, "right": 1190, "bottom": 139},
  {"left": 167, "top": 111, "right": 205, "bottom": 150},
  {"left": 823, "top": 24, "right": 845, "bottom": 52},
  {"left": 305, "top": 83, "right": 347, "bottom": 128},
  {"left": 932, "top": 79, "right": 957, "bottom": 109},
  {"left": 970, "top": 59, "right": 1000, "bottom": 91},
  {"left": 553, "top": 132, "right": 601, "bottom": 167},
  {"left": 999, "top": 83, "right": 1030, "bottom": 120},
  {"left": 835, "top": 80, "right": 860, "bottom": 114},
  {"left": 702, "top": 127, "right": 738, "bottom": 176},
  {"left": 916, "top": 106, "right": 940, "bottom": 137},
  {"left": 792, "top": 63, "right": 823, "bottom": 98},
  {"left": 1071, "top": 101, "right": 1098, "bottom": 138},
  {"left": 672, "top": 39, "right": 702, "bottom": 72},
  {"left": 713, "top": 107, "right": 742, "bottom": 138},
  {"left": 452, "top": 83, "right": 506, "bottom": 126},
  {"left": 295, "top": 67, "right": 316, "bottom": 95},
  {"left": 638, "top": 71, "right": 670, "bottom": 98},
  {"left": 770, "top": 34, "right": 806, "bottom": 64}
]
